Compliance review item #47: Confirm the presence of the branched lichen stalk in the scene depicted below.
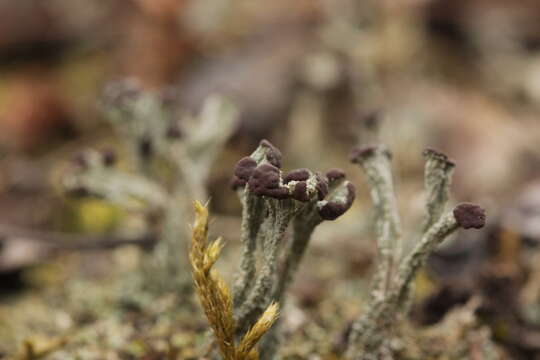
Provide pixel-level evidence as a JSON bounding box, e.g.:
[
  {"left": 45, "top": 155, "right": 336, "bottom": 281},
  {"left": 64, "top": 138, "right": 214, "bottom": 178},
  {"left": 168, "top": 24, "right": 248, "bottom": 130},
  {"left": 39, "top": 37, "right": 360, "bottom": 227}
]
[
  {"left": 350, "top": 146, "right": 402, "bottom": 299},
  {"left": 229, "top": 142, "right": 355, "bottom": 359},
  {"left": 235, "top": 200, "right": 295, "bottom": 336},
  {"left": 395, "top": 211, "right": 457, "bottom": 305},
  {"left": 151, "top": 195, "right": 190, "bottom": 290},
  {"left": 234, "top": 193, "right": 265, "bottom": 307},
  {"left": 346, "top": 144, "right": 486, "bottom": 360},
  {"left": 399, "top": 148, "right": 455, "bottom": 310},
  {"left": 261, "top": 171, "right": 355, "bottom": 360},
  {"left": 63, "top": 151, "right": 167, "bottom": 211},
  {"left": 274, "top": 209, "right": 321, "bottom": 303},
  {"left": 231, "top": 145, "right": 279, "bottom": 308},
  {"left": 64, "top": 82, "right": 240, "bottom": 296},
  {"left": 346, "top": 204, "right": 486, "bottom": 360},
  {"left": 258, "top": 208, "right": 320, "bottom": 360},
  {"left": 273, "top": 171, "right": 356, "bottom": 303},
  {"left": 422, "top": 148, "right": 455, "bottom": 231}
]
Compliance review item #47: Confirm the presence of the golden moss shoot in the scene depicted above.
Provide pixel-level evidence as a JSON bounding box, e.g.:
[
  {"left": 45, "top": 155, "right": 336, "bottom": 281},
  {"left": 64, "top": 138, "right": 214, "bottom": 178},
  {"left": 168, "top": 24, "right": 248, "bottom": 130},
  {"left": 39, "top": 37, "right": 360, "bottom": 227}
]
[{"left": 190, "top": 201, "right": 278, "bottom": 360}]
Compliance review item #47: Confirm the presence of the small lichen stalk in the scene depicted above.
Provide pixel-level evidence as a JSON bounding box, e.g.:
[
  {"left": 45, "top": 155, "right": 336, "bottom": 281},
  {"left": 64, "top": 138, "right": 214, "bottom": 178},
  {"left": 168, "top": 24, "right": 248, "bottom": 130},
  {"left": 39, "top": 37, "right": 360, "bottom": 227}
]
[
  {"left": 61, "top": 79, "right": 239, "bottom": 293},
  {"left": 345, "top": 146, "right": 486, "bottom": 359},
  {"left": 230, "top": 139, "right": 355, "bottom": 359}
]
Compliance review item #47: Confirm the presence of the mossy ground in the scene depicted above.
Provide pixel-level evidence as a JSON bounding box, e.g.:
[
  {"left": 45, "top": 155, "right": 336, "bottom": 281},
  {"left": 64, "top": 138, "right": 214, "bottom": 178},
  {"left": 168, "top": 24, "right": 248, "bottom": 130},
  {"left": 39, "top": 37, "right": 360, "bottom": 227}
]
[{"left": 0, "top": 211, "right": 505, "bottom": 359}]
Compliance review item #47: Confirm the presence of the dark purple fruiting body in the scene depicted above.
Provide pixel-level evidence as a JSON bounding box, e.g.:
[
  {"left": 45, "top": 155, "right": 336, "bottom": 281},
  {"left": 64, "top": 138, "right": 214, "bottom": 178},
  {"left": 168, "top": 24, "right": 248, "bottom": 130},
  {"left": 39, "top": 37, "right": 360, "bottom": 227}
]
[
  {"left": 326, "top": 168, "right": 346, "bottom": 182},
  {"left": 346, "top": 182, "right": 356, "bottom": 203},
  {"left": 349, "top": 145, "right": 392, "bottom": 163},
  {"left": 318, "top": 202, "right": 346, "bottom": 221},
  {"left": 260, "top": 139, "right": 282, "bottom": 168},
  {"left": 349, "top": 146, "right": 376, "bottom": 163},
  {"left": 453, "top": 203, "right": 486, "bottom": 229},
  {"left": 284, "top": 169, "right": 310, "bottom": 183},
  {"left": 318, "top": 182, "right": 356, "bottom": 220},
  {"left": 315, "top": 174, "right": 329, "bottom": 200},
  {"left": 230, "top": 176, "right": 247, "bottom": 190},
  {"left": 234, "top": 157, "right": 258, "bottom": 181},
  {"left": 248, "top": 163, "right": 289, "bottom": 199},
  {"left": 291, "top": 181, "right": 309, "bottom": 202},
  {"left": 350, "top": 145, "right": 376, "bottom": 161}
]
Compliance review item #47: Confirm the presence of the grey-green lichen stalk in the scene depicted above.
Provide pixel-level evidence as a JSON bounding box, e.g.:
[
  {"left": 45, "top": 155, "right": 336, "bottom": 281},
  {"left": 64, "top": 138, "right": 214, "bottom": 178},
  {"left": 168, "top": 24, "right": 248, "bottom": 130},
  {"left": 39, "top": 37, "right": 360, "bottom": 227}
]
[
  {"left": 61, "top": 79, "right": 239, "bottom": 293},
  {"left": 346, "top": 145, "right": 486, "bottom": 360},
  {"left": 422, "top": 148, "right": 456, "bottom": 231},
  {"left": 230, "top": 140, "right": 356, "bottom": 359},
  {"left": 349, "top": 146, "right": 402, "bottom": 302}
]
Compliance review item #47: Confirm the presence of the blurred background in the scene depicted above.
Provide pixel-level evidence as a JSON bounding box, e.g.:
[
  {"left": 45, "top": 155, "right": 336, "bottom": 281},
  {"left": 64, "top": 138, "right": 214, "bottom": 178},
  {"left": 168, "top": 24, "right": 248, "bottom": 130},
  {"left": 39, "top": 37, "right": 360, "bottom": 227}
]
[{"left": 1, "top": 0, "right": 540, "bottom": 358}]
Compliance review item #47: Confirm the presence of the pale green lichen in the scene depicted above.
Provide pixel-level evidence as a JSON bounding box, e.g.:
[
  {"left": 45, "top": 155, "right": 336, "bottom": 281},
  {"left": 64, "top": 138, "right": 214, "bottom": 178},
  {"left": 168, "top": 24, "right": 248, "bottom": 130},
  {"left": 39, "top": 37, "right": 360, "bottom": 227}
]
[
  {"left": 346, "top": 145, "right": 486, "bottom": 360},
  {"left": 230, "top": 140, "right": 355, "bottom": 359},
  {"left": 62, "top": 80, "right": 239, "bottom": 294}
]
